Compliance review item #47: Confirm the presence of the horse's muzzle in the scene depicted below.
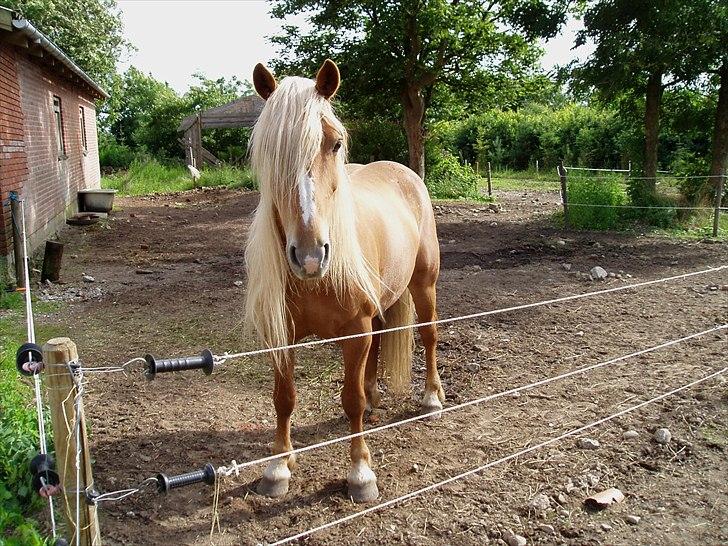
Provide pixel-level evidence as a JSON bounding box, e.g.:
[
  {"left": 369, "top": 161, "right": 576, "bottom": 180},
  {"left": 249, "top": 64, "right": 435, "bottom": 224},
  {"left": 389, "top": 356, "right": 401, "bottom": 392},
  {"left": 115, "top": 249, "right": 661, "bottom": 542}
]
[{"left": 288, "top": 242, "right": 330, "bottom": 279}]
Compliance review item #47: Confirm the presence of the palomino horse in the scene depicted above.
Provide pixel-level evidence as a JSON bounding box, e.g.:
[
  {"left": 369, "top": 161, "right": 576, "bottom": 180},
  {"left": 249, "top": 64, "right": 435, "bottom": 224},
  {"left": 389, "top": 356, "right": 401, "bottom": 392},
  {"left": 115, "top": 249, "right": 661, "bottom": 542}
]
[{"left": 245, "top": 59, "right": 444, "bottom": 502}]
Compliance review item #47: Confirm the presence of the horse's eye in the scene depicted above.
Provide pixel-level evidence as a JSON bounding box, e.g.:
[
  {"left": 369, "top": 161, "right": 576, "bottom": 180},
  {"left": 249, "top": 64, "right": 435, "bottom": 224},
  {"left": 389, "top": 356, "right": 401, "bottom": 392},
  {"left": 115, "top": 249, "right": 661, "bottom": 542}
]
[{"left": 333, "top": 140, "right": 342, "bottom": 153}]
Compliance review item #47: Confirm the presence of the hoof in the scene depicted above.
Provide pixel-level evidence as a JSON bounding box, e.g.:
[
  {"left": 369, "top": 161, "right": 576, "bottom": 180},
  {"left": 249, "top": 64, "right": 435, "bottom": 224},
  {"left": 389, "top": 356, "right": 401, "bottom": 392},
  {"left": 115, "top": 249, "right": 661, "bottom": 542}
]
[
  {"left": 348, "top": 479, "right": 379, "bottom": 503},
  {"left": 258, "top": 458, "right": 291, "bottom": 498},
  {"left": 421, "top": 389, "right": 444, "bottom": 418},
  {"left": 347, "top": 461, "right": 379, "bottom": 503},
  {"left": 257, "top": 476, "right": 289, "bottom": 497}
]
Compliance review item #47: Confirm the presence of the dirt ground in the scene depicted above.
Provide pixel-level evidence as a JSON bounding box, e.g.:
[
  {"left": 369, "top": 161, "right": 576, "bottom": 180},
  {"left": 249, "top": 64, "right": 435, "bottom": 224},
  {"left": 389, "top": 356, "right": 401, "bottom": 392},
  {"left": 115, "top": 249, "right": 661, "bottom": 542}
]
[{"left": 35, "top": 187, "right": 727, "bottom": 545}]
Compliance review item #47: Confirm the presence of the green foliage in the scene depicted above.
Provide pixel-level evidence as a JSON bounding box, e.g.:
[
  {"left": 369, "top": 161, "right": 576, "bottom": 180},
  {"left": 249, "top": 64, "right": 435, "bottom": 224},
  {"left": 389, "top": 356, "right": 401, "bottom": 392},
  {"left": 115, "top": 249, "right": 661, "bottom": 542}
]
[
  {"left": 101, "top": 159, "right": 255, "bottom": 196},
  {"left": 0, "top": 291, "right": 24, "bottom": 311},
  {"left": 567, "top": 176, "right": 627, "bottom": 230},
  {"left": 5, "top": 0, "right": 130, "bottom": 88},
  {"left": 269, "top": 0, "right": 568, "bottom": 174},
  {"left": 425, "top": 149, "right": 482, "bottom": 200},
  {"left": 430, "top": 103, "right": 627, "bottom": 171},
  {"left": 98, "top": 133, "right": 138, "bottom": 170},
  {"left": 101, "top": 69, "right": 253, "bottom": 161},
  {"left": 346, "top": 118, "right": 408, "bottom": 165},
  {"left": 0, "top": 340, "right": 49, "bottom": 544}
]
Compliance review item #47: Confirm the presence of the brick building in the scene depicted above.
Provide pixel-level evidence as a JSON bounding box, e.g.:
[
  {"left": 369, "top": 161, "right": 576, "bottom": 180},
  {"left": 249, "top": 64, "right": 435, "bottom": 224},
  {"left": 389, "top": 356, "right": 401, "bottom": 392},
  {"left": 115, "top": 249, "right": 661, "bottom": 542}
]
[{"left": 0, "top": 6, "right": 107, "bottom": 281}]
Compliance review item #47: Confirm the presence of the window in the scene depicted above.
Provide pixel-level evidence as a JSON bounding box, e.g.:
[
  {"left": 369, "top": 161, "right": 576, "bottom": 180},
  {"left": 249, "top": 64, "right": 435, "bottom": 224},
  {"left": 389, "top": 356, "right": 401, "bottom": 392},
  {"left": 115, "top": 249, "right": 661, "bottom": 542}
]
[
  {"left": 79, "top": 106, "right": 88, "bottom": 152},
  {"left": 52, "top": 96, "right": 65, "bottom": 155}
]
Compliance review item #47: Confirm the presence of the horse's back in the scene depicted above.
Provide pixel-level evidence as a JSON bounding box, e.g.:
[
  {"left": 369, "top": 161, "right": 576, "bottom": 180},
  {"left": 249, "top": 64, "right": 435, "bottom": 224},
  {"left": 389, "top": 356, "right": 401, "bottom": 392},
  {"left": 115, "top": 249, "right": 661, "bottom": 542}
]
[{"left": 349, "top": 161, "right": 440, "bottom": 302}]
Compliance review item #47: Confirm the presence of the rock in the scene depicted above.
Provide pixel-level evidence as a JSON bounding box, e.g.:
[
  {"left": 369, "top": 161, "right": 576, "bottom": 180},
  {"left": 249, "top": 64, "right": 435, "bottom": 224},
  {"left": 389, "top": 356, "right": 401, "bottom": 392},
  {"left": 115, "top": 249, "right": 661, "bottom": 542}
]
[
  {"left": 82, "top": 275, "right": 95, "bottom": 283},
  {"left": 70, "top": 254, "right": 78, "bottom": 259},
  {"left": 529, "top": 493, "right": 551, "bottom": 512},
  {"left": 503, "top": 531, "right": 527, "bottom": 546},
  {"left": 557, "top": 493, "right": 568, "bottom": 504},
  {"left": 562, "top": 263, "right": 572, "bottom": 271},
  {"left": 139, "top": 243, "right": 149, "bottom": 250},
  {"left": 136, "top": 269, "right": 154, "bottom": 275},
  {"left": 608, "top": 272, "right": 616, "bottom": 278},
  {"left": 654, "top": 428, "right": 672, "bottom": 444},
  {"left": 625, "top": 515, "right": 641, "bottom": 525},
  {"left": 465, "top": 363, "right": 481, "bottom": 373},
  {"left": 537, "top": 524, "right": 555, "bottom": 535},
  {"left": 411, "top": 463, "right": 420, "bottom": 473},
  {"left": 577, "top": 438, "right": 600, "bottom": 450},
  {"left": 488, "top": 203, "right": 501, "bottom": 213},
  {"left": 233, "top": 280, "right": 244, "bottom": 287},
  {"left": 601, "top": 523, "right": 613, "bottom": 531},
  {"left": 557, "top": 240, "right": 567, "bottom": 246},
  {"left": 490, "top": 221, "right": 498, "bottom": 227},
  {"left": 623, "top": 430, "right": 639, "bottom": 440},
  {"left": 590, "top": 266, "right": 608, "bottom": 280}
]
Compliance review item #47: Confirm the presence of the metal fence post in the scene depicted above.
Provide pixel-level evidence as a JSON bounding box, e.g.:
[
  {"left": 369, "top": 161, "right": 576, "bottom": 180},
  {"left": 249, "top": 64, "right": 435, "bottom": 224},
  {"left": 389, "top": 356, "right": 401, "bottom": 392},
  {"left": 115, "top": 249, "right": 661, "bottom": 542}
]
[
  {"left": 558, "top": 160, "right": 569, "bottom": 228},
  {"left": 487, "top": 161, "right": 492, "bottom": 197},
  {"left": 713, "top": 174, "right": 725, "bottom": 238}
]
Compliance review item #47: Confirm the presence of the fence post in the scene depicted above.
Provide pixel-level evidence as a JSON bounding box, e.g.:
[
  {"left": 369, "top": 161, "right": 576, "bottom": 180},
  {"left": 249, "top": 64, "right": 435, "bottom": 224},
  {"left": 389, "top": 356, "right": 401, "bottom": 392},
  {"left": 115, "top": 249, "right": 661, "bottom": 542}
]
[
  {"left": 713, "top": 174, "right": 725, "bottom": 238},
  {"left": 10, "top": 198, "right": 24, "bottom": 288},
  {"left": 558, "top": 159, "right": 569, "bottom": 228},
  {"left": 44, "top": 337, "right": 101, "bottom": 546},
  {"left": 487, "top": 161, "right": 492, "bottom": 197}
]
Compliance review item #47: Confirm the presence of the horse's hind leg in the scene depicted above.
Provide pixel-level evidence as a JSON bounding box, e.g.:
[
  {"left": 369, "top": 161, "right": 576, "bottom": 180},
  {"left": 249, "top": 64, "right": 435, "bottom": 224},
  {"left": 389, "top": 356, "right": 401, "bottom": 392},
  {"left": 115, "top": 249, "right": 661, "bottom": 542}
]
[
  {"left": 364, "top": 316, "right": 382, "bottom": 411},
  {"left": 341, "top": 318, "right": 379, "bottom": 502},
  {"left": 258, "top": 349, "right": 296, "bottom": 497},
  {"left": 408, "top": 281, "right": 445, "bottom": 414}
]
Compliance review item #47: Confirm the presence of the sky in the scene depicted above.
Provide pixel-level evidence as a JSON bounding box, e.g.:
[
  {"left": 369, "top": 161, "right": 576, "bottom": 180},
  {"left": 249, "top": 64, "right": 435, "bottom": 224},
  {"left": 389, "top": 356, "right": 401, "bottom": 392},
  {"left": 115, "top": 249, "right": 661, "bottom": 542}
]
[{"left": 117, "top": 0, "right": 594, "bottom": 94}]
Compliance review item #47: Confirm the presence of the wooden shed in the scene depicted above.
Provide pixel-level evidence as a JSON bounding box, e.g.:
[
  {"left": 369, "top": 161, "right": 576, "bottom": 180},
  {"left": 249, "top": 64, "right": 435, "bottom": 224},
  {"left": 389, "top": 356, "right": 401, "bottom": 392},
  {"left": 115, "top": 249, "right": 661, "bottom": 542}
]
[{"left": 178, "top": 95, "right": 264, "bottom": 167}]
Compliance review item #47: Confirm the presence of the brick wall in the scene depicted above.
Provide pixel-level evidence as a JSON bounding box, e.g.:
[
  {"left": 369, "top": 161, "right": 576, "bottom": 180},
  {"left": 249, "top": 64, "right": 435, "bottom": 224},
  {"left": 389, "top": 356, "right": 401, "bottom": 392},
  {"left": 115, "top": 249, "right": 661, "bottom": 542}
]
[
  {"left": 0, "top": 42, "right": 29, "bottom": 269},
  {"left": 0, "top": 42, "right": 101, "bottom": 273},
  {"left": 16, "top": 51, "right": 100, "bottom": 252}
]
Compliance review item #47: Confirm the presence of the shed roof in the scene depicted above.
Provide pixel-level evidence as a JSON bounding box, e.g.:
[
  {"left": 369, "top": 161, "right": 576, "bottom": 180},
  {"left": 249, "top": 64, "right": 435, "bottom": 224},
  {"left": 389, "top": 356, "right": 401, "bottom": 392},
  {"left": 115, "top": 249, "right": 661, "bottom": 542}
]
[
  {"left": 178, "top": 95, "right": 264, "bottom": 132},
  {"left": 0, "top": 6, "right": 108, "bottom": 99}
]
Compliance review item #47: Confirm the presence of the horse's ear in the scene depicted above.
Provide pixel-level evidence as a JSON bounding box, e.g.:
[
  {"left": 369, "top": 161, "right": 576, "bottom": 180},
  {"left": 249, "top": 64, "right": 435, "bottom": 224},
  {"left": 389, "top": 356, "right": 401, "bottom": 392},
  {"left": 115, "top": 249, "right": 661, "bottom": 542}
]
[
  {"left": 253, "top": 63, "right": 277, "bottom": 100},
  {"left": 315, "top": 59, "right": 340, "bottom": 100}
]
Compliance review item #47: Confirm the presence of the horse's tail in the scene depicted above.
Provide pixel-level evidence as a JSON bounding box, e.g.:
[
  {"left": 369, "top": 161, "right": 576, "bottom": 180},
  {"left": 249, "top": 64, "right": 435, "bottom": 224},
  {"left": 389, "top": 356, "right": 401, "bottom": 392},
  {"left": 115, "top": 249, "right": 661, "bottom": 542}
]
[{"left": 380, "top": 289, "right": 415, "bottom": 394}]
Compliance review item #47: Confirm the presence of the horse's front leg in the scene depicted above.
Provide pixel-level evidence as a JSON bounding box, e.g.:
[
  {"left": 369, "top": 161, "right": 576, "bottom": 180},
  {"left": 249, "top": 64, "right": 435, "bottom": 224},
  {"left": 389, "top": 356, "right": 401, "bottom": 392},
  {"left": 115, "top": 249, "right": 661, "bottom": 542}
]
[
  {"left": 341, "top": 319, "right": 379, "bottom": 503},
  {"left": 258, "top": 349, "right": 296, "bottom": 497}
]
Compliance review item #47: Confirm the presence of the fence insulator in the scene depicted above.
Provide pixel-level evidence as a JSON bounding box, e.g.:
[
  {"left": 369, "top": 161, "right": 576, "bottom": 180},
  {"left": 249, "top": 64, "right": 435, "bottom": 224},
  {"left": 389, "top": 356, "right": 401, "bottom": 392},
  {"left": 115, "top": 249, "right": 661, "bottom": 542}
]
[
  {"left": 29, "top": 453, "right": 60, "bottom": 494},
  {"left": 156, "top": 463, "right": 216, "bottom": 494},
  {"left": 16, "top": 342, "right": 43, "bottom": 375},
  {"left": 144, "top": 349, "right": 214, "bottom": 380}
]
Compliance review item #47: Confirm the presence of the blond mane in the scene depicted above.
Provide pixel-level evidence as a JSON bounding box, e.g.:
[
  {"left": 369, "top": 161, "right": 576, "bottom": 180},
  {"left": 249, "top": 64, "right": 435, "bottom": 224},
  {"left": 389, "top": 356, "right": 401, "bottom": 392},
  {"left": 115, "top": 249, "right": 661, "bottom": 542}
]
[{"left": 245, "top": 77, "right": 381, "bottom": 357}]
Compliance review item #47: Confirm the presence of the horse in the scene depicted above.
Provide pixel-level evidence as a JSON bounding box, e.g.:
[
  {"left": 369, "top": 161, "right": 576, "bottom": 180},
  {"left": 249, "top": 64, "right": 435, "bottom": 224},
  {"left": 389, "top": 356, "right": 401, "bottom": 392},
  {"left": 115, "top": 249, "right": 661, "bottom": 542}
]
[{"left": 245, "top": 59, "right": 444, "bottom": 502}]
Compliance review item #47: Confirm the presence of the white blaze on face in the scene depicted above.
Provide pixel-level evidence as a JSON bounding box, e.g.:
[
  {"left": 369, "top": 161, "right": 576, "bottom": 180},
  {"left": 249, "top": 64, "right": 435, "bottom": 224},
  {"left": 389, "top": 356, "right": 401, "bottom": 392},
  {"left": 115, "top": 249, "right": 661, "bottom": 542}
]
[{"left": 298, "top": 171, "right": 316, "bottom": 225}]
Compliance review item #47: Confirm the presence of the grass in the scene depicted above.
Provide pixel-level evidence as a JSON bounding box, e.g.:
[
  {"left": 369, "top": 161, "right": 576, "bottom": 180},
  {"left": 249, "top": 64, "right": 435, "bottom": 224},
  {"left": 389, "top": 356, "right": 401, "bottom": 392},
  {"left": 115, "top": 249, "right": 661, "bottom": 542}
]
[
  {"left": 1, "top": 291, "right": 61, "bottom": 545},
  {"left": 101, "top": 159, "right": 256, "bottom": 196}
]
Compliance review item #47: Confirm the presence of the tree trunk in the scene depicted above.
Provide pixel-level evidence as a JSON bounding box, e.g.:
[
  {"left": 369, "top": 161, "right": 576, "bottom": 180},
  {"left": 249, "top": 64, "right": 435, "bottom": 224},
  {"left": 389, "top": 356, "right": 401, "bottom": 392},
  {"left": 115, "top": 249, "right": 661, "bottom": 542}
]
[
  {"left": 642, "top": 70, "right": 662, "bottom": 195},
  {"left": 708, "top": 61, "right": 728, "bottom": 200},
  {"left": 401, "top": 86, "right": 426, "bottom": 180}
]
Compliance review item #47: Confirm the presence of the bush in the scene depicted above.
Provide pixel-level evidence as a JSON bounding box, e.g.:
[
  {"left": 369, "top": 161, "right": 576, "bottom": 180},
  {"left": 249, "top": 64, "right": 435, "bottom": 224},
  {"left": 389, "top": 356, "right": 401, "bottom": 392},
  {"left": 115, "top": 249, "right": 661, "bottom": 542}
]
[
  {"left": 99, "top": 133, "right": 137, "bottom": 170},
  {"left": 425, "top": 150, "right": 482, "bottom": 200},
  {"left": 566, "top": 176, "right": 627, "bottom": 230},
  {"left": 0, "top": 340, "right": 48, "bottom": 545}
]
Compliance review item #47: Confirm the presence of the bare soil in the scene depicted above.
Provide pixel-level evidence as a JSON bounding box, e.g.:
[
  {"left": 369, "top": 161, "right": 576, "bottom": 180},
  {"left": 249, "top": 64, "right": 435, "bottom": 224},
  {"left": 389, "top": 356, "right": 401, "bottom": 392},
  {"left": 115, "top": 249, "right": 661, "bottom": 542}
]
[{"left": 37, "top": 187, "right": 727, "bottom": 545}]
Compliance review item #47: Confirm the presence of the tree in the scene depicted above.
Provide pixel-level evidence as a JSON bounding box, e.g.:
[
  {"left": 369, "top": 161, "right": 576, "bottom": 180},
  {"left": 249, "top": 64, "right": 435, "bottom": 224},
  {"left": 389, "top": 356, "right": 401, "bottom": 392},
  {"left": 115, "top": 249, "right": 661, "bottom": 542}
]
[
  {"left": 268, "top": 0, "right": 567, "bottom": 179},
  {"left": 5, "top": 0, "right": 130, "bottom": 88},
  {"left": 574, "top": 0, "right": 725, "bottom": 200}
]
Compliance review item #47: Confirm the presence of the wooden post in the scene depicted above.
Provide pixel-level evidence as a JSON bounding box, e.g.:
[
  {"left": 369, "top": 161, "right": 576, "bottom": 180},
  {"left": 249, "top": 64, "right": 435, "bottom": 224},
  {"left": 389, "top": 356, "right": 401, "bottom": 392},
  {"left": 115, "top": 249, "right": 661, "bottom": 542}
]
[
  {"left": 558, "top": 159, "right": 569, "bottom": 228},
  {"left": 713, "top": 174, "right": 725, "bottom": 238},
  {"left": 44, "top": 338, "right": 101, "bottom": 546},
  {"left": 41, "top": 241, "right": 64, "bottom": 283},
  {"left": 10, "top": 198, "right": 24, "bottom": 288},
  {"left": 486, "top": 161, "right": 492, "bottom": 197},
  {"left": 475, "top": 159, "right": 479, "bottom": 176},
  {"left": 193, "top": 113, "right": 203, "bottom": 171}
]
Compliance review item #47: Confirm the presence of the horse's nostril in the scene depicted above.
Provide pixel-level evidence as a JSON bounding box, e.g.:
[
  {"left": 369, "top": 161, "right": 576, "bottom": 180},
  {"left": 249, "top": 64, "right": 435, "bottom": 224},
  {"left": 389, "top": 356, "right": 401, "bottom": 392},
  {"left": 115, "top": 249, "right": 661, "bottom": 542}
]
[
  {"left": 289, "top": 246, "right": 300, "bottom": 267},
  {"left": 323, "top": 243, "right": 330, "bottom": 263}
]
